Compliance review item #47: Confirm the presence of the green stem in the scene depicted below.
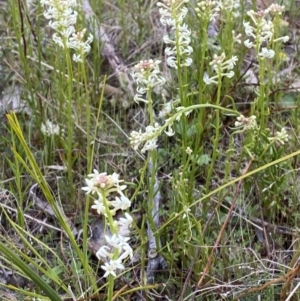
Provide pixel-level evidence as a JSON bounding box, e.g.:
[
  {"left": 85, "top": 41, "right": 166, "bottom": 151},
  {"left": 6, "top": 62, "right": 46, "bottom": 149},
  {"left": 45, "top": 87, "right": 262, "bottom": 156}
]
[
  {"left": 257, "top": 57, "right": 266, "bottom": 129},
  {"left": 62, "top": 38, "right": 75, "bottom": 199},
  {"left": 205, "top": 73, "right": 222, "bottom": 206},
  {"left": 147, "top": 87, "right": 160, "bottom": 248}
]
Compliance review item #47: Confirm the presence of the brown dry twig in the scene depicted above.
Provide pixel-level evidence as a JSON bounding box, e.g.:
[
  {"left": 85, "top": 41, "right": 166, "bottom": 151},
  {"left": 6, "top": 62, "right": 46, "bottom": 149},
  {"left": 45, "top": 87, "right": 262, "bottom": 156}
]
[
  {"left": 233, "top": 265, "right": 300, "bottom": 300},
  {"left": 280, "top": 265, "right": 300, "bottom": 301}
]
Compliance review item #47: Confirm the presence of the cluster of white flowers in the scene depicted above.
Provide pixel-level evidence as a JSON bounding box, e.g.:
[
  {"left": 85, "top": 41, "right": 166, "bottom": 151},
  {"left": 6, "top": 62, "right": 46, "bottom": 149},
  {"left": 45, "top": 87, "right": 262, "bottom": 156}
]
[
  {"left": 129, "top": 109, "right": 185, "bottom": 152},
  {"left": 157, "top": 0, "right": 193, "bottom": 69},
  {"left": 234, "top": 115, "right": 257, "bottom": 131},
  {"left": 269, "top": 128, "right": 289, "bottom": 145},
  {"left": 41, "top": 0, "right": 93, "bottom": 62},
  {"left": 195, "top": 0, "right": 220, "bottom": 22},
  {"left": 41, "top": 119, "right": 60, "bottom": 136},
  {"left": 203, "top": 52, "right": 238, "bottom": 85},
  {"left": 195, "top": 0, "right": 240, "bottom": 22},
  {"left": 243, "top": 5, "right": 289, "bottom": 58},
  {"left": 196, "top": 0, "right": 240, "bottom": 21},
  {"left": 264, "top": 3, "right": 285, "bottom": 15},
  {"left": 158, "top": 100, "right": 173, "bottom": 119},
  {"left": 219, "top": 0, "right": 240, "bottom": 17},
  {"left": 130, "top": 123, "right": 161, "bottom": 153},
  {"left": 131, "top": 60, "right": 166, "bottom": 103},
  {"left": 130, "top": 113, "right": 188, "bottom": 153},
  {"left": 82, "top": 170, "right": 133, "bottom": 278},
  {"left": 234, "top": 116, "right": 289, "bottom": 146}
]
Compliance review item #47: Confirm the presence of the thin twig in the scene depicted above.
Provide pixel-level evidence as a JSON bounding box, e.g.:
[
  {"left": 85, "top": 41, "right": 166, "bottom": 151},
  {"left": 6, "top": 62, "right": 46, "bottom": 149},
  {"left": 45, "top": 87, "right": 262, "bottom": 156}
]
[
  {"left": 255, "top": 180, "right": 271, "bottom": 258},
  {"left": 0, "top": 202, "right": 62, "bottom": 232},
  {"left": 280, "top": 264, "right": 300, "bottom": 300},
  {"left": 234, "top": 265, "right": 300, "bottom": 300}
]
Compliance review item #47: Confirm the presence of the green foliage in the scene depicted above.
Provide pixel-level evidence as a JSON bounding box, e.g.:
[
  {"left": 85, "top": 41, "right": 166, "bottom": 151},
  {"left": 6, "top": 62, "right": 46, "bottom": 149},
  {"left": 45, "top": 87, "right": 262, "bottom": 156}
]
[{"left": 1, "top": 0, "right": 300, "bottom": 300}]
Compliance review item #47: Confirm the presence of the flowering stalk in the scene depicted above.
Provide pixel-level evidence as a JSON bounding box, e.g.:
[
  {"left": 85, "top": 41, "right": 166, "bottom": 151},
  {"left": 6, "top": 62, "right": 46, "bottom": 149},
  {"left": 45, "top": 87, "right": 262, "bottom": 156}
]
[
  {"left": 157, "top": 0, "right": 193, "bottom": 180},
  {"left": 232, "top": 113, "right": 289, "bottom": 162},
  {"left": 82, "top": 170, "right": 133, "bottom": 300},
  {"left": 131, "top": 59, "right": 166, "bottom": 282},
  {"left": 203, "top": 53, "right": 238, "bottom": 198},
  {"left": 130, "top": 104, "right": 238, "bottom": 152},
  {"left": 40, "top": 0, "right": 94, "bottom": 202},
  {"left": 243, "top": 5, "right": 289, "bottom": 129},
  {"left": 195, "top": 0, "right": 217, "bottom": 99},
  {"left": 41, "top": 119, "right": 61, "bottom": 165}
]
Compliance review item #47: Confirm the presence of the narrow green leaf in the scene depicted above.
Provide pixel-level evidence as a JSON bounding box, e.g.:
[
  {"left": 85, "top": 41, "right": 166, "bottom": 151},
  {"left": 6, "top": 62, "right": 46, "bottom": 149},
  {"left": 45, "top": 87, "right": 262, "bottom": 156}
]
[{"left": 0, "top": 242, "right": 62, "bottom": 301}]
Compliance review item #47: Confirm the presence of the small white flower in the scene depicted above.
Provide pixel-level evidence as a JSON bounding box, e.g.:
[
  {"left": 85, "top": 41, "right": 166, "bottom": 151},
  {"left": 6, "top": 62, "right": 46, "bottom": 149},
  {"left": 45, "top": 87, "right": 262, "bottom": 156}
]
[
  {"left": 118, "top": 236, "right": 131, "bottom": 250},
  {"left": 258, "top": 47, "right": 275, "bottom": 58},
  {"left": 164, "top": 125, "right": 175, "bottom": 137},
  {"left": 269, "top": 127, "right": 289, "bottom": 145},
  {"left": 118, "top": 243, "right": 133, "bottom": 260},
  {"left": 274, "top": 36, "right": 289, "bottom": 43},
  {"left": 118, "top": 212, "right": 133, "bottom": 228},
  {"left": 72, "top": 53, "right": 83, "bottom": 62},
  {"left": 105, "top": 234, "right": 121, "bottom": 249},
  {"left": 81, "top": 178, "right": 99, "bottom": 195},
  {"left": 186, "top": 147, "right": 193, "bottom": 155},
  {"left": 110, "top": 195, "right": 131, "bottom": 211},
  {"left": 52, "top": 33, "right": 64, "bottom": 47},
  {"left": 182, "top": 57, "right": 193, "bottom": 67},
  {"left": 203, "top": 73, "right": 218, "bottom": 85},
  {"left": 41, "top": 120, "right": 60, "bottom": 137},
  {"left": 166, "top": 56, "right": 177, "bottom": 68},
  {"left": 101, "top": 261, "right": 116, "bottom": 277},
  {"left": 244, "top": 39, "right": 254, "bottom": 48},
  {"left": 91, "top": 199, "right": 107, "bottom": 215},
  {"left": 159, "top": 100, "right": 173, "bottom": 118},
  {"left": 243, "top": 21, "right": 256, "bottom": 38},
  {"left": 141, "top": 138, "right": 158, "bottom": 153},
  {"left": 223, "top": 71, "right": 235, "bottom": 78},
  {"left": 234, "top": 115, "right": 257, "bottom": 130},
  {"left": 96, "top": 246, "right": 112, "bottom": 260},
  {"left": 163, "top": 36, "right": 174, "bottom": 45},
  {"left": 109, "top": 258, "right": 125, "bottom": 271},
  {"left": 101, "top": 259, "right": 124, "bottom": 277},
  {"left": 232, "top": 31, "right": 242, "bottom": 44}
]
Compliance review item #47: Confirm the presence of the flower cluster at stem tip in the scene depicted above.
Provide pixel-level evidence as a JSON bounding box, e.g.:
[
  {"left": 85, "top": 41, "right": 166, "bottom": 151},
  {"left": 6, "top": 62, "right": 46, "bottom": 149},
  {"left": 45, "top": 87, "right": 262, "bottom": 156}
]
[
  {"left": 41, "top": 119, "right": 60, "bottom": 136},
  {"left": 243, "top": 4, "right": 289, "bottom": 58},
  {"left": 204, "top": 53, "right": 238, "bottom": 85},
  {"left": 195, "top": 0, "right": 240, "bottom": 22},
  {"left": 157, "top": 0, "right": 193, "bottom": 69},
  {"left": 82, "top": 170, "right": 133, "bottom": 277},
  {"left": 129, "top": 107, "right": 192, "bottom": 152},
  {"left": 130, "top": 123, "right": 161, "bottom": 153},
  {"left": 234, "top": 115, "right": 289, "bottom": 145},
  {"left": 131, "top": 60, "right": 166, "bottom": 103},
  {"left": 234, "top": 115, "right": 257, "bottom": 131},
  {"left": 41, "top": 0, "right": 93, "bottom": 62}
]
